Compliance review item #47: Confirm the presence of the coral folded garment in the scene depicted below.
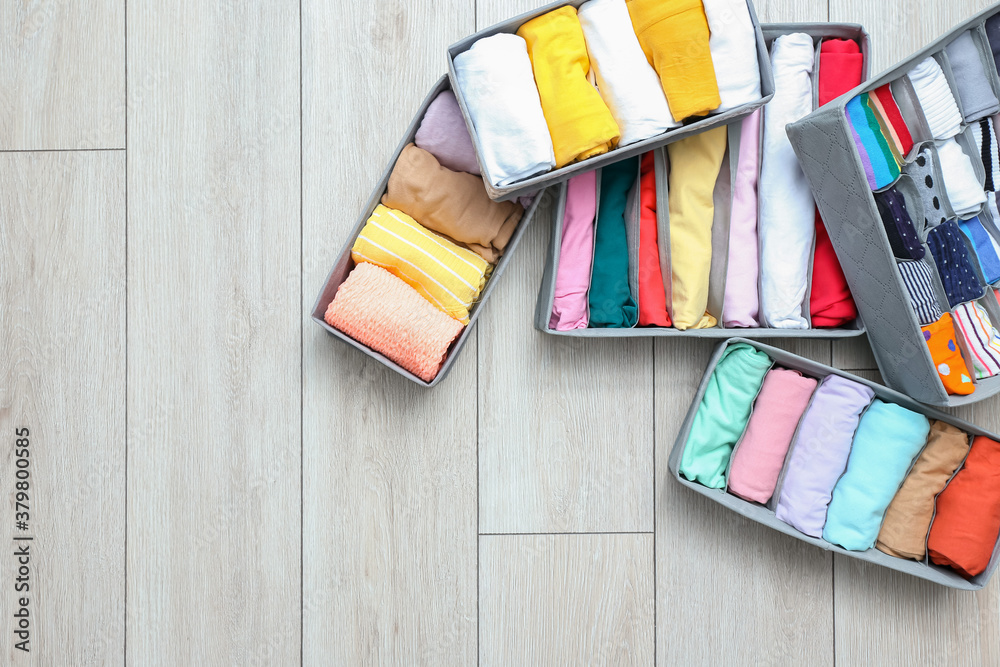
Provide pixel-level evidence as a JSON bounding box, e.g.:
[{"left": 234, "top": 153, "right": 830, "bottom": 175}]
[
  {"left": 907, "top": 146, "right": 953, "bottom": 229},
  {"left": 927, "top": 435, "right": 1000, "bottom": 579},
  {"left": 818, "top": 39, "right": 864, "bottom": 106},
  {"left": 517, "top": 7, "right": 621, "bottom": 168},
  {"left": 897, "top": 260, "right": 944, "bottom": 326},
  {"left": 727, "top": 369, "right": 818, "bottom": 504},
  {"left": 414, "top": 90, "right": 480, "bottom": 175},
  {"left": 578, "top": 0, "right": 679, "bottom": 146},
  {"left": 958, "top": 216, "right": 1000, "bottom": 284},
  {"left": 845, "top": 95, "right": 900, "bottom": 190},
  {"left": 936, "top": 138, "right": 987, "bottom": 219},
  {"left": 774, "top": 375, "right": 875, "bottom": 539},
  {"left": 953, "top": 300, "right": 1000, "bottom": 379},
  {"left": 550, "top": 172, "right": 599, "bottom": 331},
  {"left": 923, "top": 313, "right": 976, "bottom": 396},
  {"left": 723, "top": 110, "right": 762, "bottom": 328},
  {"left": 666, "top": 126, "right": 728, "bottom": 330},
  {"left": 351, "top": 205, "right": 490, "bottom": 325},
  {"left": 637, "top": 153, "right": 670, "bottom": 326},
  {"left": 589, "top": 158, "right": 639, "bottom": 328},
  {"left": 869, "top": 84, "right": 915, "bottom": 158},
  {"left": 453, "top": 34, "right": 556, "bottom": 187},
  {"left": 325, "top": 263, "right": 464, "bottom": 383},
  {"left": 823, "top": 400, "right": 931, "bottom": 552},
  {"left": 907, "top": 57, "right": 963, "bottom": 141},
  {"left": 679, "top": 343, "right": 773, "bottom": 488},
  {"left": 382, "top": 144, "right": 523, "bottom": 264},
  {"left": 946, "top": 31, "right": 1000, "bottom": 123},
  {"left": 703, "top": 0, "right": 762, "bottom": 112},
  {"left": 971, "top": 118, "right": 1000, "bottom": 192},
  {"left": 626, "top": 0, "right": 720, "bottom": 121},
  {"left": 876, "top": 421, "right": 970, "bottom": 561},
  {"left": 927, "top": 221, "right": 986, "bottom": 308},
  {"left": 759, "top": 34, "right": 816, "bottom": 330},
  {"left": 874, "top": 185, "right": 924, "bottom": 261}
]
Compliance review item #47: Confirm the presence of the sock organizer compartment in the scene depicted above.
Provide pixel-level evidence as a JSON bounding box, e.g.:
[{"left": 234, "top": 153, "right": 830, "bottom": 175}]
[
  {"left": 667, "top": 338, "right": 1000, "bottom": 590},
  {"left": 446, "top": 0, "right": 775, "bottom": 202},
  {"left": 534, "top": 24, "right": 869, "bottom": 338}
]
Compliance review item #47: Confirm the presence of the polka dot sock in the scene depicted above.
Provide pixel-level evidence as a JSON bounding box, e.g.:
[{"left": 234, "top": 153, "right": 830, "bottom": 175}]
[{"left": 922, "top": 312, "right": 975, "bottom": 395}]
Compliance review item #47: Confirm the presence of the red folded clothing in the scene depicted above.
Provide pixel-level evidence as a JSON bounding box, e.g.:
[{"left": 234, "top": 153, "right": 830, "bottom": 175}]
[
  {"left": 870, "top": 83, "right": 915, "bottom": 157},
  {"left": 637, "top": 152, "right": 671, "bottom": 327}
]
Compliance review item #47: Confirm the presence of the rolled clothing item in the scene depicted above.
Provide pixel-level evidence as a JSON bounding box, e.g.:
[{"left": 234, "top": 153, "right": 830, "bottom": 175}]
[
  {"left": 906, "top": 56, "right": 963, "bottom": 141},
  {"left": 971, "top": 117, "right": 1000, "bottom": 192},
  {"left": 666, "top": 126, "right": 728, "bottom": 330},
  {"left": 637, "top": 153, "right": 671, "bottom": 326},
  {"left": 774, "top": 376, "right": 875, "bottom": 538},
  {"left": 927, "top": 435, "right": 1000, "bottom": 578},
  {"left": 848, "top": 118, "right": 878, "bottom": 191},
  {"left": 897, "top": 260, "right": 945, "bottom": 326},
  {"left": 867, "top": 94, "right": 905, "bottom": 165},
  {"left": 953, "top": 300, "right": 1000, "bottom": 379},
  {"left": 869, "top": 84, "right": 915, "bottom": 158},
  {"left": 550, "top": 172, "right": 599, "bottom": 331},
  {"left": 414, "top": 90, "right": 480, "bottom": 175},
  {"left": 679, "top": 343, "right": 773, "bottom": 488},
  {"left": 936, "top": 138, "right": 987, "bottom": 219},
  {"left": 922, "top": 313, "right": 976, "bottom": 396},
  {"left": 823, "top": 399, "right": 931, "bottom": 551},
  {"left": 958, "top": 216, "right": 1000, "bottom": 284},
  {"left": 351, "top": 205, "right": 490, "bottom": 325},
  {"left": 589, "top": 157, "right": 640, "bottom": 327},
  {"left": 727, "top": 369, "right": 818, "bottom": 504},
  {"left": 517, "top": 6, "right": 621, "bottom": 168},
  {"left": 988, "top": 14, "right": 1000, "bottom": 77},
  {"left": 453, "top": 33, "right": 556, "bottom": 187},
  {"left": 946, "top": 31, "right": 1000, "bottom": 123},
  {"left": 578, "top": 0, "right": 679, "bottom": 146},
  {"left": 876, "top": 421, "right": 971, "bottom": 561},
  {"left": 906, "top": 145, "right": 953, "bottom": 229},
  {"left": 626, "top": 0, "right": 721, "bottom": 121},
  {"left": 382, "top": 144, "right": 523, "bottom": 264},
  {"left": 927, "top": 221, "right": 986, "bottom": 308},
  {"left": 703, "top": 0, "right": 762, "bottom": 112},
  {"left": 325, "top": 263, "right": 464, "bottom": 383},
  {"left": 874, "top": 185, "right": 924, "bottom": 260},
  {"left": 759, "top": 33, "right": 816, "bottom": 330},
  {"left": 818, "top": 39, "right": 864, "bottom": 106},
  {"left": 723, "top": 110, "right": 762, "bottom": 328},
  {"left": 845, "top": 95, "right": 900, "bottom": 190}
]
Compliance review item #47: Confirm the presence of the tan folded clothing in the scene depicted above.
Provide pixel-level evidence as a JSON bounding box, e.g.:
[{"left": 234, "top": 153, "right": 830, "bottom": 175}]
[
  {"left": 876, "top": 421, "right": 970, "bottom": 561},
  {"left": 382, "top": 144, "right": 523, "bottom": 262}
]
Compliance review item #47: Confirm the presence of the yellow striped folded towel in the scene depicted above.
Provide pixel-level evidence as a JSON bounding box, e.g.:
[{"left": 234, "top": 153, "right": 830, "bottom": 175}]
[{"left": 352, "top": 205, "right": 491, "bottom": 324}]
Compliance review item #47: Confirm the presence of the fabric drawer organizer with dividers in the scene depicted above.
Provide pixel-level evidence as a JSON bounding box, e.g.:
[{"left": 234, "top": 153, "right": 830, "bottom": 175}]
[
  {"left": 789, "top": 2, "right": 1000, "bottom": 406},
  {"left": 535, "top": 24, "right": 870, "bottom": 338}
]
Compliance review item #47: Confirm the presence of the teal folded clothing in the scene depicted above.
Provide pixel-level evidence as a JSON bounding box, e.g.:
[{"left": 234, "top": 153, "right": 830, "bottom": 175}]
[
  {"left": 589, "top": 157, "right": 639, "bottom": 327},
  {"left": 845, "top": 94, "right": 900, "bottom": 190},
  {"left": 679, "top": 344, "right": 773, "bottom": 489},
  {"left": 823, "top": 399, "right": 931, "bottom": 551}
]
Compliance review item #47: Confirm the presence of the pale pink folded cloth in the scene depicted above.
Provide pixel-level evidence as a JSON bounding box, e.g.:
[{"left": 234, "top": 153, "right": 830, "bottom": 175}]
[
  {"left": 550, "top": 172, "right": 599, "bottom": 330},
  {"left": 727, "top": 368, "right": 819, "bottom": 503},
  {"left": 723, "top": 109, "right": 762, "bottom": 328}
]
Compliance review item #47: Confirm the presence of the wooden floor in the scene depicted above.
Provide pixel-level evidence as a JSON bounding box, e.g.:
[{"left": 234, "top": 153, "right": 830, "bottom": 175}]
[{"left": 2, "top": 0, "right": 999, "bottom": 664}]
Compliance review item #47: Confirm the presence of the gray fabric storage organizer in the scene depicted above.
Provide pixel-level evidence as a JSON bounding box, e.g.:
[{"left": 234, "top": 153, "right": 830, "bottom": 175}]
[
  {"left": 535, "top": 24, "right": 869, "bottom": 339},
  {"left": 788, "top": 4, "right": 1000, "bottom": 406},
  {"left": 446, "top": 0, "right": 775, "bottom": 202},
  {"left": 667, "top": 338, "right": 1000, "bottom": 591},
  {"left": 311, "top": 76, "right": 544, "bottom": 387}
]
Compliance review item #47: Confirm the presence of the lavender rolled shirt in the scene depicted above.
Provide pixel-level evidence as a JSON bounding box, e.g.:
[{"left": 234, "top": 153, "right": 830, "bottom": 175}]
[
  {"left": 414, "top": 90, "right": 481, "bottom": 175},
  {"left": 550, "top": 172, "right": 598, "bottom": 330},
  {"left": 774, "top": 375, "right": 875, "bottom": 537},
  {"left": 723, "top": 109, "right": 762, "bottom": 327}
]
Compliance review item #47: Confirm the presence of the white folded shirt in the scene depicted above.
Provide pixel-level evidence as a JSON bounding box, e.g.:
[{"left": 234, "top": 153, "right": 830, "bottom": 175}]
[{"left": 703, "top": 0, "right": 763, "bottom": 113}]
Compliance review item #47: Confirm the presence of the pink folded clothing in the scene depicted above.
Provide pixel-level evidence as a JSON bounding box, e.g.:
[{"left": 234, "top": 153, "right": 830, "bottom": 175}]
[
  {"left": 324, "top": 263, "right": 464, "bottom": 382},
  {"left": 723, "top": 109, "right": 762, "bottom": 327},
  {"left": 550, "top": 171, "right": 599, "bottom": 330},
  {"left": 414, "top": 90, "right": 481, "bottom": 175},
  {"left": 727, "top": 368, "right": 819, "bottom": 504}
]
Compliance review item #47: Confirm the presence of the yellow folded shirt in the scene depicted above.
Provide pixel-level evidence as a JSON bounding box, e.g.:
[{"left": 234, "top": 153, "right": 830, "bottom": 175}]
[
  {"left": 517, "top": 6, "right": 621, "bottom": 168},
  {"left": 351, "top": 205, "right": 491, "bottom": 325},
  {"left": 626, "top": 0, "right": 721, "bottom": 122},
  {"left": 667, "top": 126, "right": 728, "bottom": 330}
]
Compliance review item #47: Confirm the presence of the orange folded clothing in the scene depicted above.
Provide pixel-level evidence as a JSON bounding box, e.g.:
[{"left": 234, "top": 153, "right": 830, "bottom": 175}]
[
  {"left": 922, "top": 313, "right": 975, "bottom": 395},
  {"left": 324, "top": 263, "right": 464, "bottom": 382}
]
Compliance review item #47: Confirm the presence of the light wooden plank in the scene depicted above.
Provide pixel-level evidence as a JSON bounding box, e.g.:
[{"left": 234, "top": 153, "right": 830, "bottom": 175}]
[
  {"left": 476, "top": 0, "right": 654, "bottom": 535},
  {"left": 126, "top": 4, "right": 300, "bottom": 664},
  {"left": 480, "top": 534, "right": 654, "bottom": 666},
  {"left": 301, "top": 2, "right": 478, "bottom": 665},
  {"left": 0, "top": 152, "right": 125, "bottom": 664},
  {"left": 0, "top": 1, "right": 124, "bottom": 150}
]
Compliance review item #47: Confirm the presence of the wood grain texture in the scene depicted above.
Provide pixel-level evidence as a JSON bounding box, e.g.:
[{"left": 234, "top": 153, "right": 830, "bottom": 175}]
[
  {"left": 126, "top": 4, "right": 301, "bottom": 664},
  {"left": 480, "top": 534, "right": 654, "bottom": 667},
  {"left": 0, "top": 152, "right": 125, "bottom": 665},
  {"left": 0, "top": 0, "right": 124, "bottom": 150},
  {"left": 301, "top": 1, "right": 479, "bottom": 665}
]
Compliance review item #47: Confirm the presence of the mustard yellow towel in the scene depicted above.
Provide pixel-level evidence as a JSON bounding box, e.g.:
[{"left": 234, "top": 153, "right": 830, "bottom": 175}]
[
  {"left": 352, "top": 205, "right": 491, "bottom": 325},
  {"left": 667, "top": 126, "right": 727, "bottom": 329},
  {"left": 626, "top": 0, "right": 721, "bottom": 121},
  {"left": 517, "top": 6, "right": 621, "bottom": 167}
]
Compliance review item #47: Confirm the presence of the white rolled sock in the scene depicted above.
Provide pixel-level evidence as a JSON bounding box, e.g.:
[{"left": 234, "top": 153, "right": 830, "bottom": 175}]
[
  {"left": 703, "top": 0, "right": 763, "bottom": 112},
  {"left": 907, "top": 57, "right": 963, "bottom": 141},
  {"left": 937, "top": 138, "right": 987, "bottom": 218}
]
